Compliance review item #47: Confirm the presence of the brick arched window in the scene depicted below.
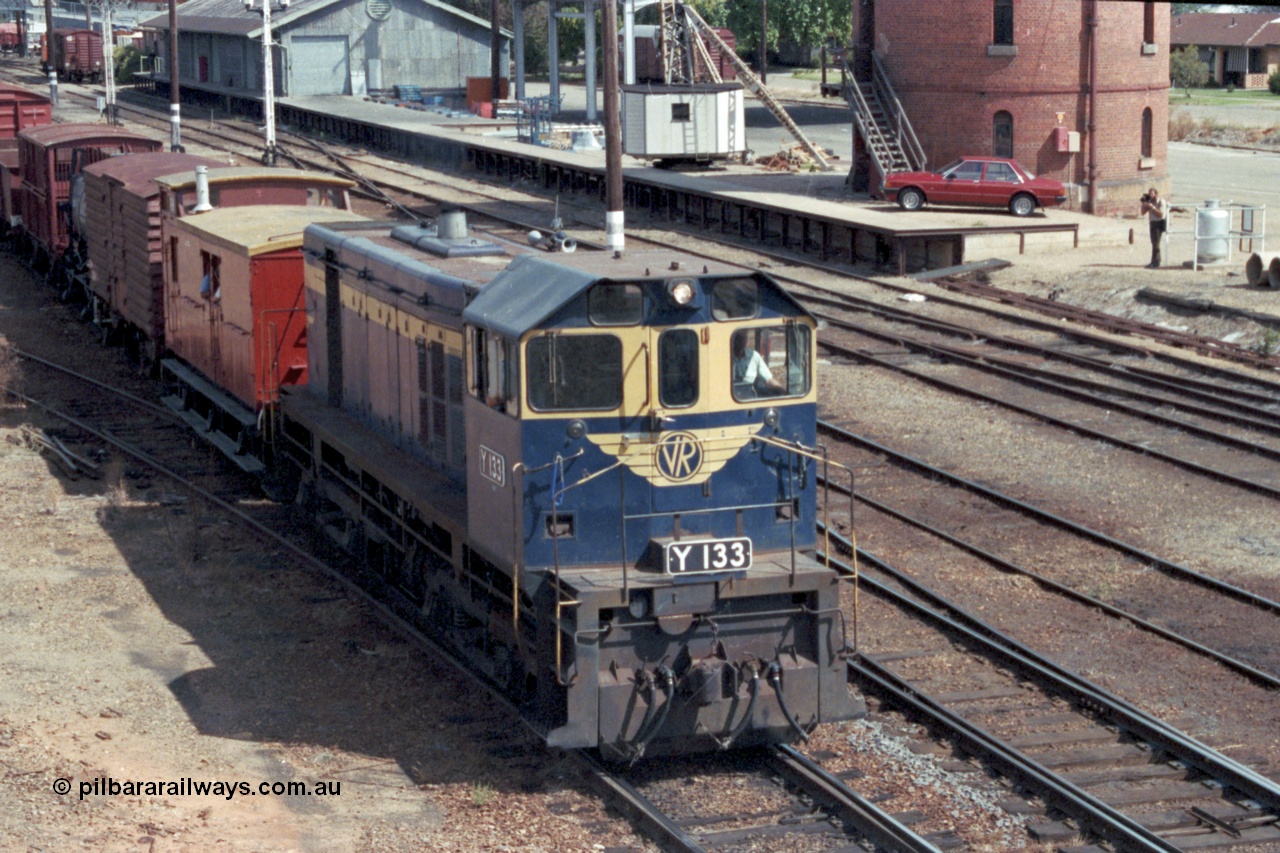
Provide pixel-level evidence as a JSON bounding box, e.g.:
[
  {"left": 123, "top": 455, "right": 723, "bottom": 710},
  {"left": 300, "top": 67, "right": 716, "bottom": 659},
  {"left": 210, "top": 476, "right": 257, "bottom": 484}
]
[
  {"left": 1141, "top": 107, "right": 1153, "bottom": 158},
  {"left": 993, "top": 111, "right": 1013, "bottom": 158},
  {"left": 994, "top": 0, "right": 1014, "bottom": 46}
]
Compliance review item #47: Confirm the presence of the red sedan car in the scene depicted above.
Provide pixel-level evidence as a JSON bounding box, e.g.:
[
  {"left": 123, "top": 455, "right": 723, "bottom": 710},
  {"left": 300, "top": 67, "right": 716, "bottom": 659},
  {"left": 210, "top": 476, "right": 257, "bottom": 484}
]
[{"left": 882, "top": 156, "right": 1067, "bottom": 217}]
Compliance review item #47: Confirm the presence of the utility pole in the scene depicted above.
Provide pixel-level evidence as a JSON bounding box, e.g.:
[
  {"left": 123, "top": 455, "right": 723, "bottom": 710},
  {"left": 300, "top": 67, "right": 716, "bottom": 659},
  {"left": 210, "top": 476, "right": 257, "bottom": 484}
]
[
  {"left": 489, "top": 0, "right": 501, "bottom": 103},
  {"left": 169, "top": 0, "right": 182, "bottom": 149},
  {"left": 245, "top": 0, "right": 287, "bottom": 164},
  {"left": 98, "top": 0, "right": 116, "bottom": 124},
  {"left": 602, "top": 0, "right": 622, "bottom": 252},
  {"left": 44, "top": 0, "right": 56, "bottom": 103},
  {"left": 759, "top": 0, "right": 767, "bottom": 84}
]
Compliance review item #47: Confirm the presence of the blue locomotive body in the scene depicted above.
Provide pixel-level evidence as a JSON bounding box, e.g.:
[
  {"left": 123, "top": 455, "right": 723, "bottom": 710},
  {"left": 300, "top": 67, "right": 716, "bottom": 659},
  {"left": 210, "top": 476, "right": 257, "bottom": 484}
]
[{"left": 279, "top": 216, "right": 862, "bottom": 758}]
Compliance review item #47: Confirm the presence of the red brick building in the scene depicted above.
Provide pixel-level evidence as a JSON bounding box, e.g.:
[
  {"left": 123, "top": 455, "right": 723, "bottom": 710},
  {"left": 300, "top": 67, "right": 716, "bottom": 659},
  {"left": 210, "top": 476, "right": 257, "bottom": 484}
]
[{"left": 855, "top": 0, "right": 1169, "bottom": 215}]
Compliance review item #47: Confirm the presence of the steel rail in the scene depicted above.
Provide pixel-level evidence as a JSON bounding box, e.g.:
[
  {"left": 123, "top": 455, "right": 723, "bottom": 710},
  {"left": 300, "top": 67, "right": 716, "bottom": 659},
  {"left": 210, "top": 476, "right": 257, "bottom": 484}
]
[
  {"left": 849, "top": 656, "right": 1182, "bottom": 853},
  {"left": 818, "top": 335, "right": 1280, "bottom": 501},
  {"left": 824, "top": 540, "right": 1280, "bottom": 811},
  {"left": 823, "top": 548, "right": 1280, "bottom": 849},
  {"left": 801, "top": 289, "right": 1280, "bottom": 424},
  {"left": 576, "top": 751, "right": 705, "bottom": 853},
  {"left": 817, "top": 418, "right": 1280, "bottom": 615},
  {"left": 771, "top": 744, "right": 944, "bottom": 853},
  {"left": 819, "top": 478, "right": 1280, "bottom": 690},
  {"left": 2, "top": 382, "right": 549, "bottom": 748},
  {"left": 818, "top": 310, "right": 1280, "bottom": 449}
]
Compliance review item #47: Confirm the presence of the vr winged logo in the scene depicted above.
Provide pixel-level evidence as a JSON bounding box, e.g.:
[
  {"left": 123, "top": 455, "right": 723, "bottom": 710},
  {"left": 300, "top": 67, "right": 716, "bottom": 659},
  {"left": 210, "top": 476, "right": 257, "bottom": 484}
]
[{"left": 587, "top": 423, "right": 763, "bottom": 486}]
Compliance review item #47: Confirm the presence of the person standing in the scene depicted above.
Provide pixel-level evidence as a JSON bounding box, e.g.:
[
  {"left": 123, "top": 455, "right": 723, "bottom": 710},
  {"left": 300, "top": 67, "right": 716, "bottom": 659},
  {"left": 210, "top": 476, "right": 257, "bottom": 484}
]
[{"left": 1141, "top": 187, "right": 1169, "bottom": 268}]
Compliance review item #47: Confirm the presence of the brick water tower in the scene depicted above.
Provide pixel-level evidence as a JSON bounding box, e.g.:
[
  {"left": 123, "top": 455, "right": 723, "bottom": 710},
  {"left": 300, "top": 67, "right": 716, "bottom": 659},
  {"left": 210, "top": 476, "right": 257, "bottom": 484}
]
[{"left": 849, "top": 0, "right": 1169, "bottom": 215}]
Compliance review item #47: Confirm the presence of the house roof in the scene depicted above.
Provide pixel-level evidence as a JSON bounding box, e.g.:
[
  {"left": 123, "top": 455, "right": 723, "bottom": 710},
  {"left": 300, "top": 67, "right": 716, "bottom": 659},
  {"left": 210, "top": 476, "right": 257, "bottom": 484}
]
[
  {"left": 139, "top": 0, "right": 509, "bottom": 40},
  {"left": 1170, "top": 12, "right": 1280, "bottom": 48}
]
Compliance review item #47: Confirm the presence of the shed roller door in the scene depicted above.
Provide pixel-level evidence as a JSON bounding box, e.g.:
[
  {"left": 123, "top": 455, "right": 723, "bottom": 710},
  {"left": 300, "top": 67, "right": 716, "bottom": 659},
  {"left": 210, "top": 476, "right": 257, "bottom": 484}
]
[{"left": 292, "top": 36, "right": 349, "bottom": 96}]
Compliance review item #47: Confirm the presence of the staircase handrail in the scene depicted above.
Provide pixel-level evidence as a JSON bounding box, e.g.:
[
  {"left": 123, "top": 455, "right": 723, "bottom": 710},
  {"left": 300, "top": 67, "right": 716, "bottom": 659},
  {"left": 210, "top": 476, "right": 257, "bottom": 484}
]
[
  {"left": 839, "top": 57, "right": 894, "bottom": 187},
  {"left": 869, "top": 50, "right": 926, "bottom": 172}
]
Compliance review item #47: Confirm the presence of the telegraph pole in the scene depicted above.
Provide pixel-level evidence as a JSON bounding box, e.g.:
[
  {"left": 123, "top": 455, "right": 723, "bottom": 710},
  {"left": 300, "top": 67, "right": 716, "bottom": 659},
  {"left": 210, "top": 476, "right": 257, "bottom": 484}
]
[
  {"left": 245, "top": 0, "right": 285, "bottom": 164},
  {"left": 44, "top": 0, "right": 55, "bottom": 103},
  {"left": 602, "top": 0, "right": 623, "bottom": 252},
  {"left": 169, "top": 0, "right": 181, "bottom": 149}
]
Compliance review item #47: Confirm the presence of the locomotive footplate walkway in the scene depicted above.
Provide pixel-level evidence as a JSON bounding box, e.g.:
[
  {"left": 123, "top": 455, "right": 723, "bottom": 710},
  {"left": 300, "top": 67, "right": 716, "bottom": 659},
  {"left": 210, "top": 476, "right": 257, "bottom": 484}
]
[{"left": 273, "top": 93, "right": 1084, "bottom": 275}]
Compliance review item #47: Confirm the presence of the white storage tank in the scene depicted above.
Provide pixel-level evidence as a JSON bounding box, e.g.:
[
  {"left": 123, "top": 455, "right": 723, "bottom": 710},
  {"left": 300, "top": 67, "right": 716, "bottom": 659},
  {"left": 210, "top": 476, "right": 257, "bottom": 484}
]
[
  {"left": 1196, "top": 199, "right": 1230, "bottom": 264},
  {"left": 622, "top": 82, "right": 745, "bottom": 164}
]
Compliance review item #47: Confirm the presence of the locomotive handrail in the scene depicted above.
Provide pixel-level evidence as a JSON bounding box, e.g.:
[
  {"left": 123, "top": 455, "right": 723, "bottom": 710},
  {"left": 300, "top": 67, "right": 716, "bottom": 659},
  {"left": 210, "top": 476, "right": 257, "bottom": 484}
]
[{"left": 754, "top": 434, "right": 858, "bottom": 648}]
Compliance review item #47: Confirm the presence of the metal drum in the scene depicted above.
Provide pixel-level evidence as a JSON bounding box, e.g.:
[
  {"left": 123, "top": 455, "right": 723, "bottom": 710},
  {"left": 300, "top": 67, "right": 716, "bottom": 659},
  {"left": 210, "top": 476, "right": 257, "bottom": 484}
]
[{"left": 1196, "top": 199, "right": 1230, "bottom": 264}]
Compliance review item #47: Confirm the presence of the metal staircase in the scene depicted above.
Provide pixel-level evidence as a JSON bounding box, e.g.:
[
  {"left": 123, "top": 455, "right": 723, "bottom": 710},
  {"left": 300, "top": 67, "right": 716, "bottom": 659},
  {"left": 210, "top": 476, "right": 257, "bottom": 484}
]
[{"left": 839, "top": 50, "right": 926, "bottom": 187}]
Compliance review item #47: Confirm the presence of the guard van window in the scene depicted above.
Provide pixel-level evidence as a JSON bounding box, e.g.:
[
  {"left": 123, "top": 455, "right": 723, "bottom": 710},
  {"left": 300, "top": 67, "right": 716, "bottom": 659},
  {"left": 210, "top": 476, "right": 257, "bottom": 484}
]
[
  {"left": 710, "top": 277, "right": 758, "bottom": 320},
  {"left": 588, "top": 282, "right": 643, "bottom": 325},
  {"left": 527, "top": 333, "right": 622, "bottom": 411}
]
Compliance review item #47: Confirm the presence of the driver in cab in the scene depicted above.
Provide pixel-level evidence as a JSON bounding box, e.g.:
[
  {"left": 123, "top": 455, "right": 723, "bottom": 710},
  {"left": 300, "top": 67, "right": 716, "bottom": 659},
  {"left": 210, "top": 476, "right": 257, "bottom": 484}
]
[{"left": 732, "top": 331, "right": 783, "bottom": 398}]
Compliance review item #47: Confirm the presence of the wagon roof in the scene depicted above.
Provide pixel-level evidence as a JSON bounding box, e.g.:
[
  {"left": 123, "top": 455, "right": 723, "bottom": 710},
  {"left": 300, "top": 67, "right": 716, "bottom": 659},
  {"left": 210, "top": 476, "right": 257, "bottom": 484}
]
[
  {"left": 0, "top": 84, "right": 47, "bottom": 103},
  {"left": 84, "top": 152, "right": 222, "bottom": 195},
  {"left": 153, "top": 165, "right": 356, "bottom": 191},
  {"left": 174, "top": 205, "right": 366, "bottom": 255},
  {"left": 18, "top": 123, "right": 158, "bottom": 148}
]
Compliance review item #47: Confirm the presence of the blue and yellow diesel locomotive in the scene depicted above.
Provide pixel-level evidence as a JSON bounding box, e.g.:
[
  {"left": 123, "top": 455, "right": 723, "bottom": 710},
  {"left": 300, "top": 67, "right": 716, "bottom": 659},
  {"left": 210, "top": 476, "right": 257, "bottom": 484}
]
[{"left": 279, "top": 214, "right": 862, "bottom": 758}]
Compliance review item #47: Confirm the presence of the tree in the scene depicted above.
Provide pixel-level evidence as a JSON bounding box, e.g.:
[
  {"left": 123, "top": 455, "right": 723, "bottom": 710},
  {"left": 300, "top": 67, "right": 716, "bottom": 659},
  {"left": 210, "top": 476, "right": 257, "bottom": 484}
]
[
  {"left": 1170, "top": 44, "right": 1209, "bottom": 97},
  {"left": 725, "top": 0, "right": 851, "bottom": 66}
]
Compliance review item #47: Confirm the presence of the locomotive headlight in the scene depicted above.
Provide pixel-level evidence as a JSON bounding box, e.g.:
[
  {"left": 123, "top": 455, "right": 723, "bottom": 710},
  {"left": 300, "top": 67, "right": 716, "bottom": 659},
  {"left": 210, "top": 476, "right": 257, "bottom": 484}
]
[
  {"left": 566, "top": 419, "right": 587, "bottom": 440},
  {"left": 666, "top": 278, "right": 696, "bottom": 307},
  {"left": 763, "top": 408, "right": 779, "bottom": 428}
]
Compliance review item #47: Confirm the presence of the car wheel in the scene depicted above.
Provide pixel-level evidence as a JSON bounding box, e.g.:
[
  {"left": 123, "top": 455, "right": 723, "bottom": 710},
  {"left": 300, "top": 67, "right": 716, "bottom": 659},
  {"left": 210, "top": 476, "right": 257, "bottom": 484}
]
[
  {"left": 898, "top": 188, "right": 924, "bottom": 211},
  {"left": 1009, "top": 194, "right": 1036, "bottom": 217}
]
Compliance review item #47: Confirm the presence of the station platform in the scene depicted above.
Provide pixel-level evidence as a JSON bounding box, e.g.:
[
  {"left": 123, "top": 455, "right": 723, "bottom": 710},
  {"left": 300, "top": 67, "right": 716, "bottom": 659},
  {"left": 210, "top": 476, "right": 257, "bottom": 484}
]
[
  {"left": 274, "top": 89, "right": 1128, "bottom": 274},
  {"left": 4, "top": 52, "right": 1133, "bottom": 274}
]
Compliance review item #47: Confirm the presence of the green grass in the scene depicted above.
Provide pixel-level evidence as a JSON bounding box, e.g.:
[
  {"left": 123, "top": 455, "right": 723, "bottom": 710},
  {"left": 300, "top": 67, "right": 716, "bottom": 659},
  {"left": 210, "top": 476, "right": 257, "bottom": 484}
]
[{"left": 1169, "top": 87, "right": 1280, "bottom": 107}]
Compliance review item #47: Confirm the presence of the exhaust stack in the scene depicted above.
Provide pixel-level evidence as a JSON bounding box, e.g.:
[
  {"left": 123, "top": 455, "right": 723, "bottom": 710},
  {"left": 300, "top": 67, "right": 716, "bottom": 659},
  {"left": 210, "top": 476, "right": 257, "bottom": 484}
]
[{"left": 193, "top": 166, "right": 213, "bottom": 212}]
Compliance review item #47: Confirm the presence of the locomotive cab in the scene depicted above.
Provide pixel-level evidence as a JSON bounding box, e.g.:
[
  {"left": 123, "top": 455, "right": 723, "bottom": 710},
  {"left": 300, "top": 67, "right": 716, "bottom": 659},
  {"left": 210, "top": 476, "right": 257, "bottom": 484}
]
[{"left": 462, "top": 251, "right": 862, "bottom": 757}]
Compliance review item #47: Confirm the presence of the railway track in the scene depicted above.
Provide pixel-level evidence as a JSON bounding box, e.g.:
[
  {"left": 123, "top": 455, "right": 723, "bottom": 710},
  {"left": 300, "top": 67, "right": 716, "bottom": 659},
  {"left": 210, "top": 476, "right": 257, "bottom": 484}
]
[
  {"left": 805, "top": 293, "right": 1280, "bottom": 502},
  {"left": 812, "top": 415, "right": 1280, "bottom": 711},
  {"left": 594, "top": 746, "right": 953, "bottom": 852},
  {"left": 820, "top": 539, "right": 1280, "bottom": 851}
]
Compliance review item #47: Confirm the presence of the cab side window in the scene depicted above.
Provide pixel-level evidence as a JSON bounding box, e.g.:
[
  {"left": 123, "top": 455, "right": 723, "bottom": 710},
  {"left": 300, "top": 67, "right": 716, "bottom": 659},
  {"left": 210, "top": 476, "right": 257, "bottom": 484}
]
[
  {"left": 471, "top": 328, "right": 518, "bottom": 414},
  {"left": 730, "top": 325, "right": 811, "bottom": 402},
  {"left": 527, "top": 334, "right": 622, "bottom": 412}
]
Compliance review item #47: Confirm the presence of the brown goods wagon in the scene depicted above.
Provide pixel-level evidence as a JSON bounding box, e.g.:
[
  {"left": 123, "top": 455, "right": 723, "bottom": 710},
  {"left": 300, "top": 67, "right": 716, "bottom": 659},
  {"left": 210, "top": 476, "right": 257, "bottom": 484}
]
[
  {"left": 163, "top": 205, "right": 366, "bottom": 411},
  {"left": 0, "top": 84, "right": 51, "bottom": 143},
  {"left": 16, "top": 124, "right": 160, "bottom": 262},
  {"left": 50, "top": 28, "right": 103, "bottom": 82},
  {"left": 153, "top": 166, "right": 355, "bottom": 217},
  {"left": 79, "top": 152, "right": 220, "bottom": 346}
]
